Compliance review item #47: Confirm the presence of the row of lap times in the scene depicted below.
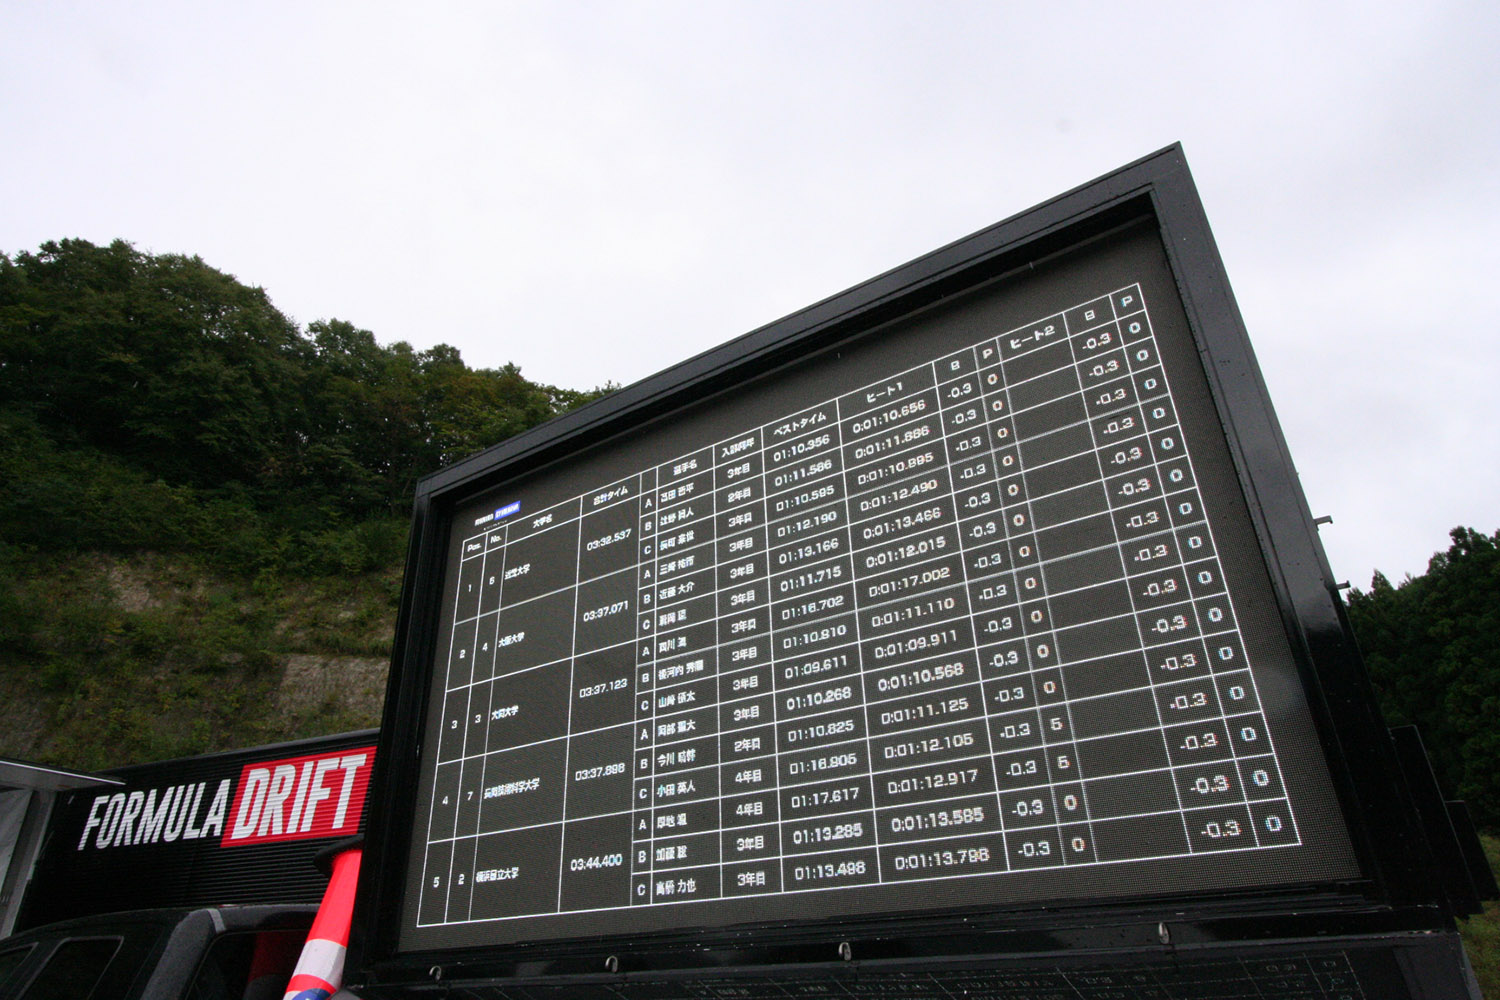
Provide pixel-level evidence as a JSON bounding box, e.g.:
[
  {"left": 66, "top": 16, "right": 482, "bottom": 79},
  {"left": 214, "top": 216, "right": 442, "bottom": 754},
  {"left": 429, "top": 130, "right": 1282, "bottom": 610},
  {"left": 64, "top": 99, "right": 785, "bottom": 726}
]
[{"left": 415, "top": 282, "right": 1302, "bottom": 930}]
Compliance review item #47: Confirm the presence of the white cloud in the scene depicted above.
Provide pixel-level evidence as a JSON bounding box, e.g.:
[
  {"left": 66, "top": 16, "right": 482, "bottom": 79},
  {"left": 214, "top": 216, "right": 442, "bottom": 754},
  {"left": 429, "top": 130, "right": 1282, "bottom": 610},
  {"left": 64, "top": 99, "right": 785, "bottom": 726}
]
[{"left": 3, "top": 0, "right": 1496, "bottom": 583}]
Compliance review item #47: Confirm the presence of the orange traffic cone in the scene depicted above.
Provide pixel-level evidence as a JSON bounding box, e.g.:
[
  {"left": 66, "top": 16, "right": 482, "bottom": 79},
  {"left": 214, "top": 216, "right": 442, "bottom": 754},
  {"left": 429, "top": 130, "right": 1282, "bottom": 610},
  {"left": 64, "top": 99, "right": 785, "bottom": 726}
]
[{"left": 283, "top": 841, "right": 362, "bottom": 1000}]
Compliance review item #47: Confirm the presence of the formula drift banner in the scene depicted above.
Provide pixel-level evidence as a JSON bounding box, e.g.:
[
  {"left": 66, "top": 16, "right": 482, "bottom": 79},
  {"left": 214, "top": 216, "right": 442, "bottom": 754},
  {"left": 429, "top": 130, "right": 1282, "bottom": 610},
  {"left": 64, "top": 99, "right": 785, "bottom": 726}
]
[
  {"left": 74, "top": 746, "right": 372, "bottom": 851},
  {"left": 19, "top": 732, "right": 377, "bottom": 930}
]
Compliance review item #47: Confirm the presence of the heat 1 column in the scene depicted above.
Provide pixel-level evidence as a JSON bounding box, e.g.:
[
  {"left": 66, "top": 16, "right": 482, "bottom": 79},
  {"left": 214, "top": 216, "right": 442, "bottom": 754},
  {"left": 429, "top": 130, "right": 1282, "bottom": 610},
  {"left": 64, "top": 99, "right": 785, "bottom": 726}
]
[{"left": 863, "top": 345, "right": 1008, "bottom": 883}]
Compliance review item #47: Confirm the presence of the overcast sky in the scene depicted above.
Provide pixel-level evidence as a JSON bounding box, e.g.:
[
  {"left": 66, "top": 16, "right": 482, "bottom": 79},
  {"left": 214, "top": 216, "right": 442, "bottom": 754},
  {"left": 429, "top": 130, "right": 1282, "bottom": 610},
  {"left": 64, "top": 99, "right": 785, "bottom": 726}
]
[{"left": 4, "top": 1, "right": 1497, "bottom": 587}]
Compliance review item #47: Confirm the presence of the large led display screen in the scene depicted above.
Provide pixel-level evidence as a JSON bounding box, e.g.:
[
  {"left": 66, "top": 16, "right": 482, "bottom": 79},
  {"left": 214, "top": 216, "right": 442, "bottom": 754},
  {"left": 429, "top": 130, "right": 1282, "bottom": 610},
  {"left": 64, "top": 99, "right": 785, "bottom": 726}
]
[{"left": 392, "top": 220, "right": 1361, "bottom": 954}]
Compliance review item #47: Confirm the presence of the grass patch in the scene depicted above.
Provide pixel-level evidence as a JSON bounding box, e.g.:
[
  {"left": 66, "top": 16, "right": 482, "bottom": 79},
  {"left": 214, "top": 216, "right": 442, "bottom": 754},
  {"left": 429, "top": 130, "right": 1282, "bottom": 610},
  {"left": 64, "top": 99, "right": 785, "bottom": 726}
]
[
  {"left": 1460, "top": 833, "right": 1500, "bottom": 996},
  {"left": 0, "top": 548, "right": 397, "bottom": 769}
]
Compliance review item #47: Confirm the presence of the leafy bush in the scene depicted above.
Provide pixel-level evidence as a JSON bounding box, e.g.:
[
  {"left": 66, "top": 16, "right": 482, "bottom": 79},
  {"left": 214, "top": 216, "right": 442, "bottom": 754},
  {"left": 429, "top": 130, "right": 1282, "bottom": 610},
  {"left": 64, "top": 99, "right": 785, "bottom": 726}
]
[
  {"left": 1348, "top": 527, "right": 1500, "bottom": 825},
  {"left": 1, "top": 239, "right": 611, "bottom": 542}
]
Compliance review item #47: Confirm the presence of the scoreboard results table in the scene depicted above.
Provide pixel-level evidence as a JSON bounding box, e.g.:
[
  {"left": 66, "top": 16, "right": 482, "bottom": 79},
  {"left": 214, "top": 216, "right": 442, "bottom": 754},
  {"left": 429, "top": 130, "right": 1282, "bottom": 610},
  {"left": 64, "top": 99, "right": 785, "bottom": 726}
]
[
  {"left": 408, "top": 241, "right": 1358, "bottom": 949},
  {"left": 350, "top": 149, "right": 1482, "bottom": 1000}
]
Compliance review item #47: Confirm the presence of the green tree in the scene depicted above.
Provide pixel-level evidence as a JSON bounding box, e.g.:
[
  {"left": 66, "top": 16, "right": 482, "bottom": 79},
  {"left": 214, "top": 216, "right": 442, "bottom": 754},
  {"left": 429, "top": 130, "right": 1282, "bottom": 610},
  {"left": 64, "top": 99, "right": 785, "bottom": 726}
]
[
  {"left": 0, "top": 238, "right": 614, "bottom": 554},
  {"left": 301, "top": 318, "right": 425, "bottom": 514},
  {"left": 0, "top": 239, "right": 311, "bottom": 497},
  {"left": 1347, "top": 527, "right": 1500, "bottom": 825}
]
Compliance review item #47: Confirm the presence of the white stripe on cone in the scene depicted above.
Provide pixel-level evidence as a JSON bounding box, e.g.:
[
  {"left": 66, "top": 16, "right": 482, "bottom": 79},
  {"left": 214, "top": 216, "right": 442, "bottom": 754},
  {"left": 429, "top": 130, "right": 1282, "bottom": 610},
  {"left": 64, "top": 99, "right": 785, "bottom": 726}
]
[
  {"left": 283, "top": 938, "right": 346, "bottom": 999},
  {"left": 283, "top": 845, "right": 361, "bottom": 1000}
]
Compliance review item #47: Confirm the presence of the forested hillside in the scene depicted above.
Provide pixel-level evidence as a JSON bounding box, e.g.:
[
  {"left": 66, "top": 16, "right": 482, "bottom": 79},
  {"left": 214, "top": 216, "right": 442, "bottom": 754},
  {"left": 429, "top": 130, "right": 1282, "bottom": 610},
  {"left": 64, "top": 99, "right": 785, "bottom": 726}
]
[
  {"left": 1346, "top": 527, "right": 1500, "bottom": 826},
  {"left": 0, "top": 238, "right": 609, "bottom": 767},
  {"left": 1, "top": 238, "right": 1495, "bottom": 842}
]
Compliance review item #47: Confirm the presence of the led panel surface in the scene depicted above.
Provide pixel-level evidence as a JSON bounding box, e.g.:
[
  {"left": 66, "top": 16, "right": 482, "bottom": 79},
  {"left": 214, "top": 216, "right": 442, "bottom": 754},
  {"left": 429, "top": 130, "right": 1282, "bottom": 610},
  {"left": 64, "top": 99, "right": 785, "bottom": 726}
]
[{"left": 395, "top": 221, "right": 1360, "bottom": 953}]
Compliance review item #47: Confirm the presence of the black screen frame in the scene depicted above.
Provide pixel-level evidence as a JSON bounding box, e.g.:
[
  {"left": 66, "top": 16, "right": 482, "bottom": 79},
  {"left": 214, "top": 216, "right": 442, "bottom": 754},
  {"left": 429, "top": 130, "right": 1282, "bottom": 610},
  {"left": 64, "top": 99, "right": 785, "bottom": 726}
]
[{"left": 345, "top": 145, "right": 1444, "bottom": 991}]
